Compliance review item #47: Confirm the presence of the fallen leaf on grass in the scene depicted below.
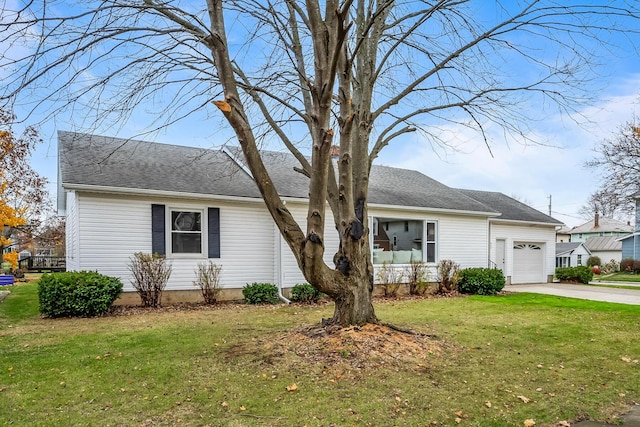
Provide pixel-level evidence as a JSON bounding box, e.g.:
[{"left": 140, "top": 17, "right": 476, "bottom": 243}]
[
  {"left": 517, "top": 395, "right": 530, "bottom": 403},
  {"left": 557, "top": 421, "right": 570, "bottom": 427},
  {"left": 286, "top": 383, "right": 298, "bottom": 392},
  {"left": 239, "top": 406, "right": 246, "bottom": 411},
  {"left": 221, "top": 401, "right": 228, "bottom": 408},
  {"left": 485, "top": 401, "right": 492, "bottom": 408},
  {"left": 455, "top": 417, "right": 462, "bottom": 423},
  {"left": 524, "top": 419, "right": 535, "bottom": 426}
]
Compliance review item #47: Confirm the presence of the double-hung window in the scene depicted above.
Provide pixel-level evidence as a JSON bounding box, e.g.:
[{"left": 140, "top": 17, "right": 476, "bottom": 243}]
[
  {"left": 171, "top": 210, "right": 202, "bottom": 254},
  {"left": 151, "top": 204, "right": 220, "bottom": 258}
]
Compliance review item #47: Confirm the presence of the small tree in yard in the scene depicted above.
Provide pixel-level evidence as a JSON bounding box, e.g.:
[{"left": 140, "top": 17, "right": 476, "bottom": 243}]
[
  {"left": 375, "top": 262, "right": 404, "bottom": 298},
  {"left": 3, "top": 2, "right": 640, "bottom": 326},
  {"left": 194, "top": 261, "right": 223, "bottom": 304},
  {"left": 129, "top": 252, "right": 172, "bottom": 308},
  {"left": 406, "top": 261, "right": 430, "bottom": 296},
  {"left": 436, "top": 260, "right": 460, "bottom": 294}
]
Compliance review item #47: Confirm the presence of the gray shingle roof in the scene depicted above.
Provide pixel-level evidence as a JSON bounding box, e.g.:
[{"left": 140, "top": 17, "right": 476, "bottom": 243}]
[
  {"left": 58, "top": 131, "right": 260, "bottom": 198},
  {"left": 58, "top": 131, "right": 549, "bottom": 219},
  {"left": 569, "top": 217, "right": 633, "bottom": 234},
  {"left": 456, "top": 189, "right": 563, "bottom": 225},
  {"left": 556, "top": 242, "right": 584, "bottom": 256}
]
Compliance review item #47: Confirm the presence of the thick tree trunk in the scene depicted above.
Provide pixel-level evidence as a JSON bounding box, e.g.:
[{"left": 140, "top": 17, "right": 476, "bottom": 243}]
[{"left": 331, "top": 273, "right": 377, "bottom": 326}]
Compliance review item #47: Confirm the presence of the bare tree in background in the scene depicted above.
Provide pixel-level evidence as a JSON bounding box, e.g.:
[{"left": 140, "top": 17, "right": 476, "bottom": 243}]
[
  {"left": 585, "top": 121, "right": 640, "bottom": 219},
  {"left": 578, "top": 190, "right": 627, "bottom": 221},
  {"left": 1, "top": 1, "right": 639, "bottom": 326}
]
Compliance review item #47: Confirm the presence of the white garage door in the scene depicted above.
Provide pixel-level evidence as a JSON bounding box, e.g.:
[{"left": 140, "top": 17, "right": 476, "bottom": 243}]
[{"left": 513, "top": 243, "right": 544, "bottom": 284}]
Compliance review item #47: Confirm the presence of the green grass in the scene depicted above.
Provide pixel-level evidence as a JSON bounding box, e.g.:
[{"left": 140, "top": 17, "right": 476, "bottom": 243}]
[
  {"left": 1, "top": 285, "right": 639, "bottom": 426},
  {"left": 598, "top": 272, "right": 640, "bottom": 283}
]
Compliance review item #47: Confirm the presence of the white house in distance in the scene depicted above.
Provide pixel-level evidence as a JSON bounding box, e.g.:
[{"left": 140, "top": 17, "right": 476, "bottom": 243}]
[
  {"left": 57, "top": 132, "right": 563, "bottom": 303},
  {"left": 555, "top": 242, "right": 591, "bottom": 268}
]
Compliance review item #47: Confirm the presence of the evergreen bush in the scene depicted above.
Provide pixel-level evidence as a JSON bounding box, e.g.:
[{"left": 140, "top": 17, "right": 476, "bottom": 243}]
[
  {"left": 555, "top": 266, "right": 593, "bottom": 284},
  {"left": 38, "top": 271, "right": 123, "bottom": 318},
  {"left": 457, "top": 268, "right": 505, "bottom": 295},
  {"left": 290, "top": 283, "right": 321, "bottom": 303},
  {"left": 242, "top": 282, "right": 280, "bottom": 304}
]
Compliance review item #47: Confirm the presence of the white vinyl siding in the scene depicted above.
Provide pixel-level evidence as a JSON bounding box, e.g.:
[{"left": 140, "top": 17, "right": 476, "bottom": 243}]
[
  {"left": 490, "top": 222, "right": 556, "bottom": 284},
  {"left": 276, "top": 202, "right": 341, "bottom": 287},
  {"left": 369, "top": 208, "right": 490, "bottom": 282},
  {"left": 64, "top": 191, "right": 80, "bottom": 272},
  {"left": 73, "top": 193, "right": 276, "bottom": 291}
]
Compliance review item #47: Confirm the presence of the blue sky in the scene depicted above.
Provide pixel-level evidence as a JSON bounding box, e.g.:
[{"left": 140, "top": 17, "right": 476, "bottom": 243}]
[{"left": 7, "top": 2, "right": 640, "bottom": 229}]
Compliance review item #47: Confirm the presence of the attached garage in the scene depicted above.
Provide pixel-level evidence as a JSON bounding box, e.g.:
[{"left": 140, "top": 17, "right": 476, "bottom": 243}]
[
  {"left": 512, "top": 242, "right": 545, "bottom": 284},
  {"left": 451, "top": 190, "right": 562, "bottom": 286}
]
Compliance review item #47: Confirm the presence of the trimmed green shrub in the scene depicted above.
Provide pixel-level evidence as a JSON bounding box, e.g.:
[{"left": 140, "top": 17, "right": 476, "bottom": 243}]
[
  {"left": 242, "top": 282, "right": 280, "bottom": 304},
  {"left": 555, "top": 266, "right": 593, "bottom": 284},
  {"left": 458, "top": 268, "right": 505, "bottom": 295},
  {"left": 38, "top": 271, "right": 123, "bottom": 318},
  {"left": 290, "top": 283, "right": 321, "bottom": 303},
  {"left": 586, "top": 256, "right": 601, "bottom": 267}
]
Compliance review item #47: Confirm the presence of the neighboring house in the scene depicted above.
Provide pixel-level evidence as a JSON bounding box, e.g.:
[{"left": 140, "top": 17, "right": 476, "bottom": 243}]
[
  {"left": 58, "top": 132, "right": 563, "bottom": 302},
  {"left": 584, "top": 236, "right": 623, "bottom": 264},
  {"left": 619, "top": 193, "right": 640, "bottom": 261},
  {"left": 555, "top": 242, "right": 591, "bottom": 268},
  {"left": 569, "top": 214, "right": 633, "bottom": 243},
  {"left": 556, "top": 226, "right": 572, "bottom": 243}
]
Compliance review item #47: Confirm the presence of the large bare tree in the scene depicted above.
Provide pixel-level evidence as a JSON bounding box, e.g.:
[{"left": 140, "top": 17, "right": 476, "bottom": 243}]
[
  {"left": 1, "top": 1, "right": 639, "bottom": 325},
  {"left": 585, "top": 121, "right": 640, "bottom": 218}
]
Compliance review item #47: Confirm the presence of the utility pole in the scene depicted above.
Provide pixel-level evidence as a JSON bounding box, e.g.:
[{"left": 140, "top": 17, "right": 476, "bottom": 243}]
[{"left": 548, "top": 195, "right": 552, "bottom": 216}]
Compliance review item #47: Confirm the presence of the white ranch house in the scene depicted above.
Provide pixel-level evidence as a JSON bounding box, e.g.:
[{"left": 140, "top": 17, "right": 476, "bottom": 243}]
[{"left": 58, "top": 132, "right": 563, "bottom": 303}]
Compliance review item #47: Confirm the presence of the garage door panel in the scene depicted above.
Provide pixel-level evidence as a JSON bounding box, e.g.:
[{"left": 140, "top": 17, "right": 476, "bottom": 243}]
[{"left": 513, "top": 243, "right": 543, "bottom": 284}]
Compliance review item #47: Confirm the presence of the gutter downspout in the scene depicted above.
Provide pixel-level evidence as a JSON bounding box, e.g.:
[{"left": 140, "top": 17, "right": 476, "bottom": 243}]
[{"left": 275, "top": 224, "right": 291, "bottom": 304}]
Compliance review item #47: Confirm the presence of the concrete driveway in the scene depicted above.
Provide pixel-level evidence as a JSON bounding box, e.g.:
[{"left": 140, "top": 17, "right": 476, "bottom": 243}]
[{"left": 505, "top": 282, "right": 640, "bottom": 305}]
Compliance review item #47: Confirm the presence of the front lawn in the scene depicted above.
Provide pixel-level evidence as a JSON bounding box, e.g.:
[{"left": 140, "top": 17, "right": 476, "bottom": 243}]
[
  {"left": 1, "top": 283, "right": 639, "bottom": 426},
  {"left": 599, "top": 272, "right": 640, "bottom": 283}
]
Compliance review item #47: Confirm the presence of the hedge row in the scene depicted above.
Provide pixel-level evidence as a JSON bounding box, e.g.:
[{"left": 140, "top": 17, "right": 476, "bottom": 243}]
[{"left": 555, "top": 266, "right": 593, "bottom": 284}]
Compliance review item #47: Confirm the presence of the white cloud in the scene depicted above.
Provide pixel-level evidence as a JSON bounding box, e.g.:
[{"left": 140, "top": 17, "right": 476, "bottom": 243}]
[{"left": 379, "top": 75, "right": 640, "bottom": 227}]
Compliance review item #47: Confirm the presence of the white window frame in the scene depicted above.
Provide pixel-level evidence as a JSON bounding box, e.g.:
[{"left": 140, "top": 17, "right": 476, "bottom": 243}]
[
  {"left": 168, "top": 207, "right": 206, "bottom": 257},
  {"left": 369, "top": 216, "right": 438, "bottom": 265}
]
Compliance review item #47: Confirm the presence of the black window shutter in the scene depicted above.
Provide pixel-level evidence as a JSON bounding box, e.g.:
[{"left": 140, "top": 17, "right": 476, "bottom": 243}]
[
  {"left": 208, "top": 207, "right": 220, "bottom": 258},
  {"left": 151, "top": 204, "right": 166, "bottom": 255}
]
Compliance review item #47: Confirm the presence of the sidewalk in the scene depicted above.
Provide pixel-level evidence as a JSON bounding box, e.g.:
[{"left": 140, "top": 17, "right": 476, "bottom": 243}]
[
  {"left": 573, "top": 404, "right": 640, "bottom": 426},
  {"left": 505, "top": 282, "right": 640, "bottom": 305}
]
